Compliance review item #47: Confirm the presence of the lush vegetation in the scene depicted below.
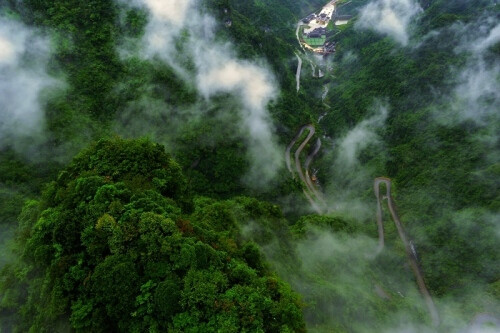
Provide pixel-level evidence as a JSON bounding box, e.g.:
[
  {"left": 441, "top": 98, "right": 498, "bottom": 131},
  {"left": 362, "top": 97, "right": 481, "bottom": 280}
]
[
  {"left": 0, "top": 0, "right": 498, "bottom": 332},
  {"left": 318, "top": 0, "right": 499, "bottom": 296},
  {"left": 0, "top": 138, "right": 305, "bottom": 332}
]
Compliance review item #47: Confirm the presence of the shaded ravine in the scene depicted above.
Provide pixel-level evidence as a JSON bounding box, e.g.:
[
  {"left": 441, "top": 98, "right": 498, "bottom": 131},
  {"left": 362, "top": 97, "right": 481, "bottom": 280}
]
[{"left": 374, "top": 177, "right": 440, "bottom": 327}]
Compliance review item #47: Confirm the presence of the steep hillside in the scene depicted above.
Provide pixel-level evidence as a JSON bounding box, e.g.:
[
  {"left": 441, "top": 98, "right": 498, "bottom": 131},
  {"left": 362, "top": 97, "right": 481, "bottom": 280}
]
[{"left": 0, "top": 0, "right": 498, "bottom": 332}]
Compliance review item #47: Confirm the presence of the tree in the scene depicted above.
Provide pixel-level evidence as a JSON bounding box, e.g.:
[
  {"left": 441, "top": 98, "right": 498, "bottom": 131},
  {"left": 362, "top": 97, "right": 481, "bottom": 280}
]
[{"left": 0, "top": 138, "right": 305, "bottom": 332}]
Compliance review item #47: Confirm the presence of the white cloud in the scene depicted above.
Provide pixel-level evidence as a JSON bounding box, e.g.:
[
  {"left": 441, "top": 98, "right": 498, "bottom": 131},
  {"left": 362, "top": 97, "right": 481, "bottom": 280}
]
[
  {"left": 473, "top": 23, "right": 500, "bottom": 53},
  {"left": 118, "top": 0, "right": 283, "bottom": 188},
  {"left": 456, "top": 21, "right": 500, "bottom": 126},
  {"left": 357, "top": 0, "right": 422, "bottom": 45},
  {"left": 321, "top": 102, "right": 388, "bottom": 219},
  {"left": 143, "top": 0, "right": 192, "bottom": 25},
  {"left": 450, "top": 60, "right": 499, "bottom": 125},
  {"left": 433, "top": 20, "right": 500, "bottom": 127},
  {"left": 0, "top": 17, "right": 59, "bottom": 152},
  {"left": 195, "top": 47, "right": 280, "bottom": 186},
  {"left": 0, "top": 35, "right": 18, "bottom": 65},
  {"left": 337, "top": 104, "right": 388, "bottom": 168}
]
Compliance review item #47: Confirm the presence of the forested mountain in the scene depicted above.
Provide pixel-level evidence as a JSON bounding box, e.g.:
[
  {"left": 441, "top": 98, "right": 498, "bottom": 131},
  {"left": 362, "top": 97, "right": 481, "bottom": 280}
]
[{"left": 0, "top": 0, "right": 498, "bottom": 332}]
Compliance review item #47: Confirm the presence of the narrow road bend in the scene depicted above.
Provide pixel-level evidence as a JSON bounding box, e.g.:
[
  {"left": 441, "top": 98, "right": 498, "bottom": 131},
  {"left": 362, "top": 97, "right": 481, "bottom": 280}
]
[{"left": 286, "top": 125, "right": 325, "bottom": 212}]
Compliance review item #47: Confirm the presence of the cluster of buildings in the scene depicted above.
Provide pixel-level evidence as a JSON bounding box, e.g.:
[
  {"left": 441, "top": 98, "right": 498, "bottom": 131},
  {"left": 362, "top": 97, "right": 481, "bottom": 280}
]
[
  {"left": 302, "top": 13, "right": 331, "bottom": 26},
  {"left": 302, "top": 12, "right": 352, "bottom": 29},
  {"left": 323, "top": 41, "right": 336, "bottom": 54},
  {"left": 301, "top": 10, "right": 334, "bottom": 25},
  {"left": 334, "top": 15, "right": 352, "bottom": 26},
  {"left": 317, "top": 13, "right": 330, "bottom": 24},
  {"left": 299, "top": 0, "right": 352, "bottom": 54},
  {"left": 302, "top": 13, "right": 316, "bottom": 24},
  {"left": 307, "top": 27, "right": 326, "bottom": 39}
]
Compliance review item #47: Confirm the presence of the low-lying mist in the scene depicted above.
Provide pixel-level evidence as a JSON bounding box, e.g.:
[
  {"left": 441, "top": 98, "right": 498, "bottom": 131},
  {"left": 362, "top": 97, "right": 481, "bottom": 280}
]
[
  {"left": 357, "top": 0, "right": 423, "bottom": 46},
  {"left": 267, "top": 2, "right": 500, "bottom": 331},
  {"left": 0, "top": 16, "right": 61, "bottom": 156},
  {"left": 115, "top": 0, "right": 283, "bottom": 189},
  {"left": 323, "top": 102, "right": 389, "bottom": 220},
  {"left": 0, "top": 0, "right": 498, "bottom": 332}
]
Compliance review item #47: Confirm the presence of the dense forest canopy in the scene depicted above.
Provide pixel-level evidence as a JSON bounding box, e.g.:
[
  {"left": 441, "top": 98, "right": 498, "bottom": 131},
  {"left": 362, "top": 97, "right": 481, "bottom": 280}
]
[
  {"left": 0, "top": 0, "right": 498, "bottom": 332},
  {"left": 1, "top": 137, "right": 305, "bottom": 332}
]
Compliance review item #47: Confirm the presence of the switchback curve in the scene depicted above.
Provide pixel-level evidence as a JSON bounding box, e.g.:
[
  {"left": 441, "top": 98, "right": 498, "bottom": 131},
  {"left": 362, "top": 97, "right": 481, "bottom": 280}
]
[
  {"left": 285, "top": 126, "right": 441, "bottom": 327},
  {"left": 286, "top": 125, "right": 325, "bottom": 212}
]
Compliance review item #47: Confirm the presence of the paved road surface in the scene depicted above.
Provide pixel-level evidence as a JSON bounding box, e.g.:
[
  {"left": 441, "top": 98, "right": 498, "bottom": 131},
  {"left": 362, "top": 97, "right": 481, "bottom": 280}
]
[
  {"left": 286, "top": 125, "right": 325, "bottom": 212},
  {"left": 285, "top": 127, "right": 442, "bottom": 327},
  {"left": 304, "top": 138, "right": 326, "bottom": 205},
  {"left": 286, "top": 125, "right": 441, "bottom": 325},
  {"left": 285, "top": 125, "right": 310, "bottom": 173},
  {"left": 295, "top": 23, "right": 306, "bottom": 53},
  {"left": 294, "top": 126, "right": 315, "bottom": 190},
  {"left": 295, "top": 53, "right": 302, "bottom": 92},
  {"left": 305, "top": 138, "right": 321, "bottom": 173}
]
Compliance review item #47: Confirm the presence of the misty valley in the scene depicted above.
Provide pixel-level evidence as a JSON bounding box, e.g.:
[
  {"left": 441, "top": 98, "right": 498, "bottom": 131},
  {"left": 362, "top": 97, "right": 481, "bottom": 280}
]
[{"left": 0, "top": 0, "right": 499, "bottom": 332}]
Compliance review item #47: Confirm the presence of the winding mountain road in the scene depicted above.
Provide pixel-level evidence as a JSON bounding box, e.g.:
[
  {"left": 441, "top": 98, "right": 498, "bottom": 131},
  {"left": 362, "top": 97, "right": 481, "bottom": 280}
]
[
  {"left": 285, "top": 125, "right": 309, "bottom": 173},
  {"left": 304, "top": 138, "right": 321, "bottom": 174},
  {"left": 295, "top": 53, "right": 302, "bottom": 92},
  {"left": 292, "top": 11, "right": 443, "bottom": 326},
  {"left": 295, "top": 23, "right": 306, "bottom": 53},
  {"left": 285, "top": 125, "right": 325, "bottom": 212},
  {"left": 285, "top": 124, "right": 441, "bottom": 326},
  {"left": 304, "top": 138, "right": 326, "bottom": 205},
  {"left": 294, "top": 125, "right": 316, "bottom": 189},
  {"left": 374, "top": 177, "right": 440, "bottom": 327}
]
